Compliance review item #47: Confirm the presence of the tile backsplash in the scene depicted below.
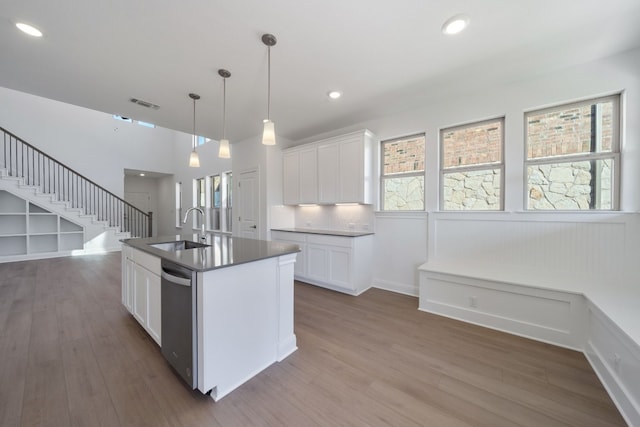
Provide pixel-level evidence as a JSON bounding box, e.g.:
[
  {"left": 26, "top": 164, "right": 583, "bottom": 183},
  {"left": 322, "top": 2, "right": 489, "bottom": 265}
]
[{"left": 295, "top": 204, "right": 375, "bottom": 232}]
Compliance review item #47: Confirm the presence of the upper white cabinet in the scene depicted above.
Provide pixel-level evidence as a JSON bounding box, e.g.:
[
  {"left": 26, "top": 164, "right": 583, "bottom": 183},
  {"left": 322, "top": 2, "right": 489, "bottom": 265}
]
[
  {"left": 283, "top": 130, "right": 374, "bottom": 205},
  {"left": 282, "top": 151, "right": 300, "bottom": 205},
  {"left": 317, "top": 143, "right": 339, "bottom": 203},
  {"left": 299, "top": 147, "right": 318, "bottom": 203},
  {"left": 283, "top": 146, "right": 318, "bottom": 204}
]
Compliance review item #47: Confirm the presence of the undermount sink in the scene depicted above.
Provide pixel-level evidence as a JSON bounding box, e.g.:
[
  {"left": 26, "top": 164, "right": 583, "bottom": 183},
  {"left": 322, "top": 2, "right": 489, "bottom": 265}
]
[{"left": 149, "top": 240, "right": 210, "bottom": 252}]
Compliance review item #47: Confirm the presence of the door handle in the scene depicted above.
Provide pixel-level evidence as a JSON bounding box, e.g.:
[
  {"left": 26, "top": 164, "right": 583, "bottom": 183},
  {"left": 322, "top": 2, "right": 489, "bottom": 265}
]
[{"left": 250, "top": 225, "right": 257, "bottom": 229}]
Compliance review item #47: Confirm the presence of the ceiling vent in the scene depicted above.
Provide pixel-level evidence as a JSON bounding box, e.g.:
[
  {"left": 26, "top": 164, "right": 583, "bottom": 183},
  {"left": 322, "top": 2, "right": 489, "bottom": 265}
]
[{"left": 129, "top": 98, "right": 160, "bottom": 110}]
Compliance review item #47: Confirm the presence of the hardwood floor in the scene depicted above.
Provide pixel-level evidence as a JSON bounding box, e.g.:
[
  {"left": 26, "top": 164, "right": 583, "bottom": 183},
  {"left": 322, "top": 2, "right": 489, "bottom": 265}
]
[{"left": 0, "top": 253, "right": 627, "bottom": 426}]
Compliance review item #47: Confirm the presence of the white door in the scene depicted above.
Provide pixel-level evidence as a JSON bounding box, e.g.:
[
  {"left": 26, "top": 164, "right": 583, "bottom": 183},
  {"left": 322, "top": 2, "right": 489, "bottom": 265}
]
[{"left": 237, "top": 169, "right": 259, "bottom": 239}]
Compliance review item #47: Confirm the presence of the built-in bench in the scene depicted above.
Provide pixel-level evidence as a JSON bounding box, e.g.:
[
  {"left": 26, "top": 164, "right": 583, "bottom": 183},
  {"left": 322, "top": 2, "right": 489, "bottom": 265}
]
[{"left": 419, "top": 212, "right": 640, "bottom": 426}]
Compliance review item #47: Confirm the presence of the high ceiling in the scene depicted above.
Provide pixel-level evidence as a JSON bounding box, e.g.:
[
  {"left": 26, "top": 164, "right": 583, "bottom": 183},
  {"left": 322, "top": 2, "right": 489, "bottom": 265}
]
[{"left": 2, "top": 0, "right": 640, "bottom": 144}]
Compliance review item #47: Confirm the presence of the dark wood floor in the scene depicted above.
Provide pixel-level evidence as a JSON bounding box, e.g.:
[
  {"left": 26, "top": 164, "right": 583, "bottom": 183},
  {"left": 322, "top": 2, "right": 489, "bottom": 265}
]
[{"left": 0, "top": 253, "right": 626, "bottom": 426}]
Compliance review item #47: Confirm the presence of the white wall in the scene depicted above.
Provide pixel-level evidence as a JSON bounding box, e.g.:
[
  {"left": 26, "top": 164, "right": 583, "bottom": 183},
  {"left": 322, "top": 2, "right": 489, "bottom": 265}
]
[
  {"left": 0, "top": 86, "right": 236, "bottom": 237},
  {"left": 269, "top": 48, "right": 640, "bottom": 296},
  {"left": 231, "top": 134, "right": 291, "bottom": 240},
  {"left": 0, "top": 87, "right": 177, "bottom": 197},
  {"left": 3, "top": 48, "right": 639, "bottom": 297},
  {"left": 124, "top": 175, "right": 162, "bottom": 237},
  {"left": 161, "top": 130, "right": 232, "bottom": 236}
]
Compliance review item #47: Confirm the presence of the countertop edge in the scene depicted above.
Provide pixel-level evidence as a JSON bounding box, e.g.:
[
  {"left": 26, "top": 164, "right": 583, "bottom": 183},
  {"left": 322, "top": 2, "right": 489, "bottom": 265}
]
[
  {"left": 271, "top": 228, "right": 374, "bottom": 237},
  {"left": 122, "top": 234, "right": 300, "bottom": 272}
]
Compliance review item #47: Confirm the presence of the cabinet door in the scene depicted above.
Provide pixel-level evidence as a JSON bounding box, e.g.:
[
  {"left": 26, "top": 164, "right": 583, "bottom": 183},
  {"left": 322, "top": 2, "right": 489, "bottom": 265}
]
[
  {"left": 339, "top": 138, "right": 364, "bottom": 202},
  {"left": 299, "top": 147, "right": 318, "bottom": 203},
  {"left": 147, "top": 272, "right": 161, "bottom": 346},
  {"left": 306, "top": 244, "right": 329, "bottom": 282},
  {"left": 133, "top": 263, "right": 148, "bottom": 327},
  {"left": 317, "top": 143, "right": 339, "bottom": 203},
  {"left": 294, "top": 243, "right": 306, "bottom": 277},
  {"left": 283, "top": 151, "right": 300, "bottom": 205},
  {"left": 124, "top": 258, "right": 135, "bottom": 312},
  {"left": 329, "top": 248, "right": 352, "bottom": 289},
  {"left": 121, "top": 249, "right": 129, "bottom": 307}
]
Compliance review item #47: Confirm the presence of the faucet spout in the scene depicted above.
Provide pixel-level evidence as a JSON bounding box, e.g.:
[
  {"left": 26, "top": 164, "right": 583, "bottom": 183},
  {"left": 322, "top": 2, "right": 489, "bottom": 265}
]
[{"left": 183, "top": 207, "right": 206, "bottom": 241}]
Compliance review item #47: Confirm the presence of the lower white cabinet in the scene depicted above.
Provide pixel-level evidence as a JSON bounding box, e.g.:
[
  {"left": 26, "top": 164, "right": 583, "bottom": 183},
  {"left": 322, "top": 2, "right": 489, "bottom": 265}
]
[
  {"left": 122, "top": 245, "right": 161, "bottom": 345},
  {"left": 272, "top": 230, "right": 373, "bottom": 295}
]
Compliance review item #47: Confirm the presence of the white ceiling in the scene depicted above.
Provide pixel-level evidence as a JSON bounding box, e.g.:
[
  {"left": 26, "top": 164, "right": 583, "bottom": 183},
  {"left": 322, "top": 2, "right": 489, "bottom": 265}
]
[{"left": 2, "top": 0, "right": 640, "bottom": 145}]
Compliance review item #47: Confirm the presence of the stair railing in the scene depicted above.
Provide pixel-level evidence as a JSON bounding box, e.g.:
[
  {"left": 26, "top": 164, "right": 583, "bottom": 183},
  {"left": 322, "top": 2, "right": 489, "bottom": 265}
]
[{"left": 1, "top": 126, "right": 152, "bottom": 237}]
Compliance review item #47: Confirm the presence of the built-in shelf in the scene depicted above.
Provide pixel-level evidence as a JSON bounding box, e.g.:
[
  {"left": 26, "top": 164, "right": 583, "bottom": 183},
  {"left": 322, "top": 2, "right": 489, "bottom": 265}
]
[
  {"left": 29, "top": 234, "right": 58, "bottom": 253},
  {"left": 0, "top": 214, "right": 27, "bottom": 235},
  {"left": 0, "top": 236, "right": 27, "bottom": 256},
  {"left": 0, "top": 191, "right": 27, "bottom": 213},
  {"left": 0, "top": 190, "right": 85, "bottom": 256}
]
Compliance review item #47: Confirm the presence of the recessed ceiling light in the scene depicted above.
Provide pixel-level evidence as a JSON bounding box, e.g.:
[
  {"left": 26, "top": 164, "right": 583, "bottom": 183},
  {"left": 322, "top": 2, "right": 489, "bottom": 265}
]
[
  {"left": 139, "top": 173, "right": 145, "bottom": 177},
  {"left": 328, "top": 91, "right": 342, "bottom": 100},
  {"left": 16, "top": 22, "right": 43, "bottom": 37},
  {"left": 442, "top": 14, "right": 469, "bottom": 35}
]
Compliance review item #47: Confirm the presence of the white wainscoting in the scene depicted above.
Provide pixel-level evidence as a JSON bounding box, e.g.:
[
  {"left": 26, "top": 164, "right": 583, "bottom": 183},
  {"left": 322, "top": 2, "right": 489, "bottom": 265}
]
[
  {"left": 585, "top": 301, "right": 640, "bottom": 427},
  {"left": 428, "top": 212, "right": 631, "bottom": 282},
  {"left": 373, "top": 212, "right": 428, "bottom": 296},
  {"left": 420, "top": 211, "right": 640, "bottom": 426},
  {"left": 420, "top": 271, "right": 587, "bottom": 350}
]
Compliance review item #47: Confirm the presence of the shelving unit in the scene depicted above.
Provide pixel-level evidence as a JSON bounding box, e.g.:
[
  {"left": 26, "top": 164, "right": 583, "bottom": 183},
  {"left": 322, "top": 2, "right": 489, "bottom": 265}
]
[{"left": 0, "top": 190, "right": 85, "bottom": 257}]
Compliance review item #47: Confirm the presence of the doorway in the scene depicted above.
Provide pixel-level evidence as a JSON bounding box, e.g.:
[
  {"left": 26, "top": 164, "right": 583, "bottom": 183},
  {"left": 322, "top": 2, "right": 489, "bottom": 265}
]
[{"left": 236, "top": 168, "right": 259, "bottom": 239}]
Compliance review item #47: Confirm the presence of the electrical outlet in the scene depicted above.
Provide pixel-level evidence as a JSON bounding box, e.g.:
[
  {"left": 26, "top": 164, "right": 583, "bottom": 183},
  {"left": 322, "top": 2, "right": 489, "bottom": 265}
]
[
  {"left": 362, "top": 223, "right": 369, "bottom": 230},
  {"left": 469, "top": 296, "right": 478, "bottom": 308},
  {"left": 613, "top": 353, "right": 622, "bottom": 373},
  {"left": 348, "top": 222, "right": 355, "bottom": 229},
  {"left": 306, "top": 221, "right": 311, "bottom": 227}
]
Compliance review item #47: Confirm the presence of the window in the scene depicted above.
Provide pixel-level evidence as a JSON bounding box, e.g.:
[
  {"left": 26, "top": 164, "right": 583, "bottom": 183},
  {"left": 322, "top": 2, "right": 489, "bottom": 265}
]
[
  {"left": 175, "top": 182, "right": 182, "bottom": 227},
  {"left": 197, "top": 136, "right": 210, "bottom": 146},
  {"left": 380, "top": 134, "right": 425, "bottom": 211},
  {"left": 210, "top": 174, "right": 221, "bottom": 231},
  {"left": 525, "top": 95, "right": 619, "bottom": 210},
  {"left": 208, "top": 171, "right": 233, "bottom": 232},
  {"left": 195, "top": 177, "right": 206, "bottom": 209},
  {"left": 440, "top": 118, "right": 504, "bottom": 210}
]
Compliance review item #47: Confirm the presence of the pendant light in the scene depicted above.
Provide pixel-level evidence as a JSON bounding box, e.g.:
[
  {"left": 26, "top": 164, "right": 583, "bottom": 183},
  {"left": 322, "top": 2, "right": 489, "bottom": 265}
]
[
  {"left": 261, "top": 33, "right": 277, "bottom": 146},
  {"left": 188, "top": 93, "right": 201, "bottom": 167},
  {"left": 218, "top": 69, "right": 231, "bottom": 159}
]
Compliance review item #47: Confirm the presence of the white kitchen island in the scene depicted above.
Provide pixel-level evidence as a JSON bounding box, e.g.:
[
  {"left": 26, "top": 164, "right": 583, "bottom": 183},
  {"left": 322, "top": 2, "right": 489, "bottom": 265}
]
[{"left": 121, "top": 233, "right": 299, "bottom": 401}]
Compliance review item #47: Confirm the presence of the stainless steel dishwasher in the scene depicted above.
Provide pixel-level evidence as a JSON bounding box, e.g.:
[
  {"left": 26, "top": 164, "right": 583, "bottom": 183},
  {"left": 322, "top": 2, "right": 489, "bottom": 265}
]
[{"left": 160, "top": 260, "right": 198, "bottom": 389}]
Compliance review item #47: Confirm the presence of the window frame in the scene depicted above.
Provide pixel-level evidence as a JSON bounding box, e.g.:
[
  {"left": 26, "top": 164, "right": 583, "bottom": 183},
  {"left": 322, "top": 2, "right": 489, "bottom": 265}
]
[
  {"left": 175, "top": 182, "right": 182, "bottom": 228},
  {"left": 439, "top": 117, "right": 505, "bottom": 211},
  {"left": 524, "top": 94, "right": 621, "bottom": 211},
  {"left": 379, "top": 133, "right": 426, "bottom": 212}
]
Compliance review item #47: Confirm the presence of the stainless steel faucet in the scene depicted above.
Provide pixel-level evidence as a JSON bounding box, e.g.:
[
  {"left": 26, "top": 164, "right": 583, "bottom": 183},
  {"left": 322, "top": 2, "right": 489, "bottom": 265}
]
[{"left": 183, "top": 207, "right": 206, "bottom": 242}]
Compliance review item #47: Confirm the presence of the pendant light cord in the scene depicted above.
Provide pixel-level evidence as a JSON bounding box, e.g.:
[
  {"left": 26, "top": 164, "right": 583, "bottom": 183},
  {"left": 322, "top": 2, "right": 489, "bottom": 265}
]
[
  {"left": 222, "top": 77, "right": 227, "bottom": 139},
  {"left": 192, "top": 97, "right": 196, "bottom": 150},
  {"left": 267, "top": 45, "right": 271, "bottom": 121}
]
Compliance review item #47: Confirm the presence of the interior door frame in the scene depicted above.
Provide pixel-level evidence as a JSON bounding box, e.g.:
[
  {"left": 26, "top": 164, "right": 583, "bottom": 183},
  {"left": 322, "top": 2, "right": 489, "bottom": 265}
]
[{"left": 236, "top": 166, "right": 260, "bottom": 239}]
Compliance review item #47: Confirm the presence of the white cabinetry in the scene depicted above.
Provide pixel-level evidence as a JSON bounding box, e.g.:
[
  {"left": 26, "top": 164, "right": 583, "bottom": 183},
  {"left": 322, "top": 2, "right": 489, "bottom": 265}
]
[
  {"left": 283, "top": 146, "right": 318, "bottom": 204},
  {"left": 317, "top": 143, "right": 339, "bottom": 203},
  {"left": 271, "top": 231, "right": 306, "bottom": 277},
  {"left": 282, "top": 151, "right": 300, "bottom": 205},
  {"left": 121, "top": 245, "right": 161, "bottom": 345},
  {"left": 272, "top": 230, "right": 373, "bottom": 295},
  {"left": 299, "top": 147, "right": 318, "bottom": 203},
  {"left": 283, "top": 130, "right": 374, "bottom": 205}
]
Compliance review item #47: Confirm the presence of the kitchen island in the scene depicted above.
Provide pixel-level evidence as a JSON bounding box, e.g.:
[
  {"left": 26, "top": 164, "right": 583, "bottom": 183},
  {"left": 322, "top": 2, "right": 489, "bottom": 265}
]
[{"left": 121, "top": 233, "right": 299, "bottom": 401}]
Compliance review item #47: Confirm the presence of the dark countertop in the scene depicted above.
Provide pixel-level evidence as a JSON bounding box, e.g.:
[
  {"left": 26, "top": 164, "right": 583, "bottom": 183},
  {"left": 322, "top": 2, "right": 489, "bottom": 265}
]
[
  {"left": 122, "top": 233, "right": 300, "bottom": 272},
  {"left": 271, "top": 228, "right": 374, "bottom": 237}
]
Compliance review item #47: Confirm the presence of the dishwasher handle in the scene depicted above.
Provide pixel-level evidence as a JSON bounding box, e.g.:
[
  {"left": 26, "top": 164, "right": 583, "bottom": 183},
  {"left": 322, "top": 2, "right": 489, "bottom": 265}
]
[{"left": 161, "top": 270, "right": 192, "bottom": 287}]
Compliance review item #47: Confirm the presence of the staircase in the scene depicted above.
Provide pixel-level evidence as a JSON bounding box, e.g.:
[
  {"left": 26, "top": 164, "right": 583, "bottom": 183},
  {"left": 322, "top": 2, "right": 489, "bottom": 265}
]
[{"left": 0, "top": 126, "right": 151, "bottom": 262}]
